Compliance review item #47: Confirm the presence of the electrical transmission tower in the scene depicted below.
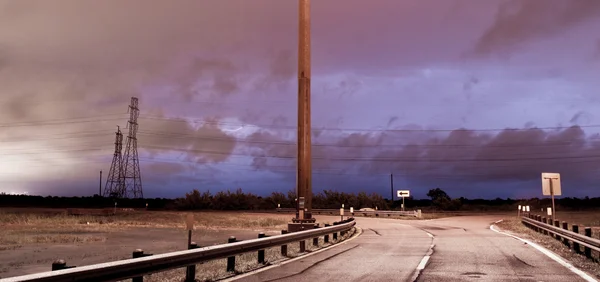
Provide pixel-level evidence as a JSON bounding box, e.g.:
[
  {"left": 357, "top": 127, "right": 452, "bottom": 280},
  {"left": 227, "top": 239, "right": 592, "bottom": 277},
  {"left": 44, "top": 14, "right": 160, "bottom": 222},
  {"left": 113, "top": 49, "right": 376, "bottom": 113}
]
[
  {"left": 121, "top": 97, "right": 143, "bottom": 198},
  {"left": 103, "top": 126, "right": 124, "bottom": 198}
]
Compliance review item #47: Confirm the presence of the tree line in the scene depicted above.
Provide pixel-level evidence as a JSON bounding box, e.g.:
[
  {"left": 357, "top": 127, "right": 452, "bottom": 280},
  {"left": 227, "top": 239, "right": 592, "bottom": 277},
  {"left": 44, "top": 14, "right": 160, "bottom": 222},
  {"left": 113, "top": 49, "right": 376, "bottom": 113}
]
[{"left": 1, "top": 188, "right": 599, "bottom": 211}]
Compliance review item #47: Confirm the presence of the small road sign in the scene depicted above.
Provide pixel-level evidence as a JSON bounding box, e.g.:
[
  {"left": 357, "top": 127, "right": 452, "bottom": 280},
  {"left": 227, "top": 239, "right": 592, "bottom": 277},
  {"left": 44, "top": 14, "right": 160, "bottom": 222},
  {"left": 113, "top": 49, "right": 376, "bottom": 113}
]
[
  {"left": 186, "top": 214, "right": 194, "bottom": 231},
  {"left": 397, "top": 190, "right": 410, "bottom": 198},
  {"left": 541, "top": 173, "right": 561, "bottom": 196},
  {"left": 541, "top": 172, "right": 561, "bottom": 221}
]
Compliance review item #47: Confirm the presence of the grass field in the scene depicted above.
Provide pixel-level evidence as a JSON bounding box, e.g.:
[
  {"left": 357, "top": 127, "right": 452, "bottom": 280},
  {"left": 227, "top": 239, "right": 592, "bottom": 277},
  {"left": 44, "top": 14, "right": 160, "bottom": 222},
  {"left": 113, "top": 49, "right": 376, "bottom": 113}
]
[
  {"left": 528, "top": 211, "right": 600, "bottom": 228},
  {"left": 0, "top": 208, "right": 347, "bottom": 281},
  {"left": 0, "top": 208, "right": 292, "bottom": 246},
  {"left": 496, "top": 211, "right": 600, "bottom": 279}
]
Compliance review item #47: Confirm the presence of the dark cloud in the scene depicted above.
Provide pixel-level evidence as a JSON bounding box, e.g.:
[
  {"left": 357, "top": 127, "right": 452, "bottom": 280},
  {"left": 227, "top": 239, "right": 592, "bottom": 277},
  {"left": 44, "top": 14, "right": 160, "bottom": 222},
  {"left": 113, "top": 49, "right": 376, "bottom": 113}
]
[
  {"left": 241, "top": 125, "right": 600, "bottom": 196},
  {"left": 386, "top": 117, "right": 398, "bottom": 127},
  {"left": 570, "top": 111, "right": 593, "bottom": 124},
  {"left": 138, "top": 115, "right": 237, "bottom": 164},
  {"left": 145, "top": 162, "right": 189, "bottom": 176},
  {"left": 472, "top": 0, "right": 600, "bottom": 56}
]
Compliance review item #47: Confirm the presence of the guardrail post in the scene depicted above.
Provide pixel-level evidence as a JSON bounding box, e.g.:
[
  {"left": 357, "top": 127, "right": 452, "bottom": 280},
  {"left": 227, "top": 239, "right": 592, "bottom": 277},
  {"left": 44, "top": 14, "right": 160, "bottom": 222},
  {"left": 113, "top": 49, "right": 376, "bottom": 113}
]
[
  {"left": 554, "top": 220, "right": 561, "bottom": 241},
  {"left": 299, "top": 240, "right": 306, "bottom": 253},
  {"left": 324, "top": 224, "right": 330, "bottom": 243},
  {"left": 227, "top": 236, "right": 236, "bottom": 272},
  {"left": 562, "top": 222, "right": 569, "bottom": 247},
  {"left": 185, "top": 242, "right": 199, "bottom": 282},
  {"left": 258, "top": 233, "right": 266, "bottom": 264},
  {"left": 313, "top": 237, "right": 319, "bottom": 247},
  {"left": 132, "top": 249, "right": 153, "bottom": 282},
  {"left": 51, "top": 259, "right": 67, "bottom": 271},
  {"left": 542, "top": 217, "right": 548, "bottom": 235},
  {"left": 281, "top": 230, "right": 288, "bottom": 257},
  {"left": 572, "top": 225, "right": 581, "bottom": 254},
  {"left": 584, "top": 227, "right": 592, "bottom": 259},
  {"left": 333, "top": 232, "right": 338, "bottom": 241}
]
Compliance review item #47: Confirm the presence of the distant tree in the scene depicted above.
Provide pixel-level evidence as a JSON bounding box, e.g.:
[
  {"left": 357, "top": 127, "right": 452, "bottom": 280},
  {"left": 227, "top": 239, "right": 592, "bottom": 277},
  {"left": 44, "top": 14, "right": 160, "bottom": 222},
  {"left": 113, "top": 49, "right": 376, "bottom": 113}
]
[{"left": 427, "top": 188, "right": 452, "bottom": 210}]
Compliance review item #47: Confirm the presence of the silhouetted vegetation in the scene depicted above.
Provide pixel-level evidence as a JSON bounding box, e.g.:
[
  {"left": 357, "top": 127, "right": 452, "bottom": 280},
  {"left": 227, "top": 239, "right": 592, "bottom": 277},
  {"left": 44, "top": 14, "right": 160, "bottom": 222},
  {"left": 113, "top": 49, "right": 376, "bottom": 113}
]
[{"left": 1, "top": 189, "right": 599, "bottom": 211}]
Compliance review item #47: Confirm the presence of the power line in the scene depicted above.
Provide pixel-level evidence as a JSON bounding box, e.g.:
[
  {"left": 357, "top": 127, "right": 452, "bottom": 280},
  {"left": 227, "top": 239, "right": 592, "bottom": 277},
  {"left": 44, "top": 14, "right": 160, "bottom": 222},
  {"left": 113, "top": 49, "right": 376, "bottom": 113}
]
[
  {"left": 0, "top": 115, "right": 125, "bottom": 128},
  {"left": 139, "top": 114, "right": 600, "bottom": 133},
  {"left": 137, "top": 130, "right": 600, "bottom": 148}
]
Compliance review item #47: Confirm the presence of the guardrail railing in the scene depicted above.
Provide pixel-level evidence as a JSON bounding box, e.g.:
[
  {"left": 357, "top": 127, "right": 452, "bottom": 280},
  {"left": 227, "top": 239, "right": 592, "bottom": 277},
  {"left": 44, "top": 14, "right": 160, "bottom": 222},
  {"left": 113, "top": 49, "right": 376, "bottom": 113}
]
[
  {"left": 273, "top": 208, "right": 418, "bottom": 217},
  {"left": 0, "top": 218, "right": 356, "bottom": 282},
  {"left": 521, "top": 214, "right": 599, "bottom": 261}
]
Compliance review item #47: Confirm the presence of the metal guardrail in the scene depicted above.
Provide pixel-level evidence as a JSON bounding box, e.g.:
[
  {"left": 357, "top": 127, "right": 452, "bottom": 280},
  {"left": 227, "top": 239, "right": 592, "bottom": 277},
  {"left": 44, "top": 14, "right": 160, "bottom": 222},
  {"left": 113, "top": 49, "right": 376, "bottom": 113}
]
[
  {"left": 1, "top": 219, "right": 356, "bottom": 282},
  {"left": 521, "top": 215, "right": 600, "bottom": 254}
]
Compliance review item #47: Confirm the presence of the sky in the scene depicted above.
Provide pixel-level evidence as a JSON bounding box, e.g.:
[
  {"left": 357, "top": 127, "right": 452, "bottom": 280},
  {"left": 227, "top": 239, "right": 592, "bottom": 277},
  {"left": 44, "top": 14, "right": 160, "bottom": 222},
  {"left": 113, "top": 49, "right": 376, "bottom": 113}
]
[{"left": 1, "top": 0, "right": 600, "bottom": 200}]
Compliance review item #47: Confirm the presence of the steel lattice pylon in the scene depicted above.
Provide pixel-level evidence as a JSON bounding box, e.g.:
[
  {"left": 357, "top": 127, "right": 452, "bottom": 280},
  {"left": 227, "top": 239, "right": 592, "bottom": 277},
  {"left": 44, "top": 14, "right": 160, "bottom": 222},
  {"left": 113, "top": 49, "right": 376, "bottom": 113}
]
[
  {"left": 121, "top": 97, "right": 143, "bottom": 198},
  {"left": 103, "top": 126, "right": 125, "bottom": 198}
]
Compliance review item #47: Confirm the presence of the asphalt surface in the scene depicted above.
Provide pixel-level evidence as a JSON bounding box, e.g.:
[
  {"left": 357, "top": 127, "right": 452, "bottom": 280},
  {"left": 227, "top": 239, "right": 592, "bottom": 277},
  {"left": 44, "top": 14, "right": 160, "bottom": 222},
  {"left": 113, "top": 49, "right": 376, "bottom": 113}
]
[{"left": 232, "top": 215, "right": 591, "bottom": 282}]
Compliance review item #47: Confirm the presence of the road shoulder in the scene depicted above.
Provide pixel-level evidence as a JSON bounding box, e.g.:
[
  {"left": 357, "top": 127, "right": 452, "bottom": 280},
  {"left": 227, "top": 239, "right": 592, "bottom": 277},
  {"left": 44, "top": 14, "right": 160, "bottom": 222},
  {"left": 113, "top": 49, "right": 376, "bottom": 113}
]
[{"left": 492, "top": 219, "right": 599, "bottom": 281}]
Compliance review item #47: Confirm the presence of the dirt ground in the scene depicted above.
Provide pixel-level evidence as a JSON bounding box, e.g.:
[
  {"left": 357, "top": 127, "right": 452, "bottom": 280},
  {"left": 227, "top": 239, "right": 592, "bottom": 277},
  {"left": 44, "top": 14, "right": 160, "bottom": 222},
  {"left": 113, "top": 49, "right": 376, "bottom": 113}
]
[{"left": 0, "top": 208, "right": 320, "bottom": 279}]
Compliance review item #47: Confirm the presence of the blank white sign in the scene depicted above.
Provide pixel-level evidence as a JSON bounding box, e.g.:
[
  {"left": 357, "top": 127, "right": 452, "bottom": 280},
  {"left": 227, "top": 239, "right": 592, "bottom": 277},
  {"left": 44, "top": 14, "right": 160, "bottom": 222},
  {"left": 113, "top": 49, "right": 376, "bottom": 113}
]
[{"left": 541, "top": 172, "right": 562, "bottom": 196}]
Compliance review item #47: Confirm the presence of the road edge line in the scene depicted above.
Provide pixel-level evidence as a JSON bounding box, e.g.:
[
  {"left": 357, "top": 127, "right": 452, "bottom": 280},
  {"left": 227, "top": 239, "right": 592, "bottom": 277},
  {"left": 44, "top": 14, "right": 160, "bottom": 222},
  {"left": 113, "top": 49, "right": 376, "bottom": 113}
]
[
  {"left": 490, "top": 220, "right": 598, "bottom": 282},
  {"left": 222, "top": 227, "right": 363, "bottom": 282}
]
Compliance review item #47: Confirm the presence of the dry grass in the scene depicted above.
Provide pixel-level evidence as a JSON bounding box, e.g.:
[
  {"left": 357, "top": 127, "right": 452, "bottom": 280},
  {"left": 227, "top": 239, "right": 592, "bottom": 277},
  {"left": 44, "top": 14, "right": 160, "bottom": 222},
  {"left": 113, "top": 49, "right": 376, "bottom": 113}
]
[
  {"left": 0, "top": 209, "right": 290, "bottom": 246},
  {"left": 127, "top": 227, "right": 357, "bottom": 282},
  {"left": 496, "top": 217, "right": 600, "bottom": 279}
]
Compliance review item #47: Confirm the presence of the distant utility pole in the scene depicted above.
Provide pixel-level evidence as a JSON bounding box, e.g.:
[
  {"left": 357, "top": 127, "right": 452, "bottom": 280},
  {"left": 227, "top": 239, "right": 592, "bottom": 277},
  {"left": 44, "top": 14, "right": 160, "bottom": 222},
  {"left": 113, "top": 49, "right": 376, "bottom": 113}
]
[
  {"left": 99, "top": 170, "right": 102, "bottom": 196},
  {"left": 390, "top": 173, "right": 394, "bottom": 202},
  {"left": 295, "top": 0, "right": 313, "bottom": 222}
]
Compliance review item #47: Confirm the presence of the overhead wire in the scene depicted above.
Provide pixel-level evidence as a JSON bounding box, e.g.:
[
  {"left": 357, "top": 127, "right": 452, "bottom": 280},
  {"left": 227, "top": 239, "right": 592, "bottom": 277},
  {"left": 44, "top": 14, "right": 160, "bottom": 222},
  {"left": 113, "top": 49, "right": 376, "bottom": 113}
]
[{"left": 138, "top": 114, "right": 600, "bottom": 133}]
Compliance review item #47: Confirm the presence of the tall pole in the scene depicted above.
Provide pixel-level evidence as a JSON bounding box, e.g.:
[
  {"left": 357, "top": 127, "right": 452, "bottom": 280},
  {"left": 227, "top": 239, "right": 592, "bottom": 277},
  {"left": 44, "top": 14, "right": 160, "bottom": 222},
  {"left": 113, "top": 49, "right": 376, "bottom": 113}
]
[
  {"left": 390, "top": 173, "right": 394, "bottom": 202},
  {"left": 297, "top": 0, "right": 312, "bottom": 221},
  {"left": 99, "top": 170, "right": 102, "bottom": 196}
]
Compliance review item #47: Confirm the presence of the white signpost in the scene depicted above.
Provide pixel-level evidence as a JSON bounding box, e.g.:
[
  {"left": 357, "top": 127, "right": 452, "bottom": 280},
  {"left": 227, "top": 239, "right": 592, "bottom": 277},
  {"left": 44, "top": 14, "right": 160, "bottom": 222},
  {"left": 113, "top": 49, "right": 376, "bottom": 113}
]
[
  {"left": 541, "top": 172, "right": 561, "bottom": 221},
  {"left": 397, "top": 190, "right": 410, "bottom": 211}
]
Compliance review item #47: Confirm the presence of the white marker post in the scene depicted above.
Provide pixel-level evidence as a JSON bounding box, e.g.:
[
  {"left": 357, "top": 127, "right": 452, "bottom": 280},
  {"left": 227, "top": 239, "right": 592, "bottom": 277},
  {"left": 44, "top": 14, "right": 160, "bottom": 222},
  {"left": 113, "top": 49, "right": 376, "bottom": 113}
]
[
  {"left": 340, "top": 207, "right": 344, "bottom": 221},
  {"left": 541, "top": 172, "right": 561, "bottom": 222},
  {"left": 350, "top": 207, "right": 354, "bottom": 218},
  {"left": 526, "top": 206, "right": 530, "bottom": 213},
  {"left": 396, "top": 190, "right": 410, "bottom": 211},
  {"left": 518, "top": 205, "right": 521, "bottom": 217},
  {"left": 547, "top": 207, "right": 552, "bottom": 217}
]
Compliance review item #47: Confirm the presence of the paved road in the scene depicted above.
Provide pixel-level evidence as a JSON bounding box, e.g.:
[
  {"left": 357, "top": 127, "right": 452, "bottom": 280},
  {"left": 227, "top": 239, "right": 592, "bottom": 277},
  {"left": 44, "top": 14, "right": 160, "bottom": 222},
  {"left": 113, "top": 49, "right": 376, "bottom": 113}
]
[{"left": 233, "top": 215, "right": 590, "bottom": 282}]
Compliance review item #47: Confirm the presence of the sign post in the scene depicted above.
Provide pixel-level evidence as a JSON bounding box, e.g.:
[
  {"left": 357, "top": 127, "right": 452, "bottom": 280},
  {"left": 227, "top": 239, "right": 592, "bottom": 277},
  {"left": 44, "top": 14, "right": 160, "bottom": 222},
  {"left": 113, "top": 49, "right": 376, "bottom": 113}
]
[
  {"left": 541, "top": 172, "right": 561, "bottom": 222},
  {"left": 396, "top": 190, "right": 410, "bottom": 211},
  {"left": 185, "top": 214, "right": 194, "bottom": 247}
]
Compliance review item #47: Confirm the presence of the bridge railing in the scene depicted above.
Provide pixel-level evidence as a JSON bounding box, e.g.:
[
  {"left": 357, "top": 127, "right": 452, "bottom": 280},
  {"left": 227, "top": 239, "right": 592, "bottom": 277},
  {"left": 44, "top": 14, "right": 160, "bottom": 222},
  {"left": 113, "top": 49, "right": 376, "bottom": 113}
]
[{"left": 0, "top": 218, "right": 356, "bottom": 282}]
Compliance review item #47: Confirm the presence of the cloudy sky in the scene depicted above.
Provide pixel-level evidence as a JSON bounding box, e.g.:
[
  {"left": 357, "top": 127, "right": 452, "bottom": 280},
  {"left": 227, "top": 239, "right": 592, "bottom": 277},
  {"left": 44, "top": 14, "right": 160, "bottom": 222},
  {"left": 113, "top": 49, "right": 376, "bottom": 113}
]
[{"left": 1, "top": 0, "right": 600, "bottom": 199}]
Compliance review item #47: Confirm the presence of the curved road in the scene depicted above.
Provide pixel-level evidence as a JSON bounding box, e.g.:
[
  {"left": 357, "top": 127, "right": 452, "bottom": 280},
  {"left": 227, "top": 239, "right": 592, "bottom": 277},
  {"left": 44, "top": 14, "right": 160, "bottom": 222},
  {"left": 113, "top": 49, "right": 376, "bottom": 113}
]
[{"left": 233, "top": 215, "right": 590, "bottom": 282}]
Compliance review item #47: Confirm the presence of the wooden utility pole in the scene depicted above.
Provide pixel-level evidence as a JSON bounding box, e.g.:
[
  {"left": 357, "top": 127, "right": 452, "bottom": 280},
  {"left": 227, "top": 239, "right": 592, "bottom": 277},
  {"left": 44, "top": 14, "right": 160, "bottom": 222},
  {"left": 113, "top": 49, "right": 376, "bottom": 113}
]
[
  {"left": 390, "top": 173, "right": 394, "bottom": 202},
  {"left": 297, "top": 0, "right": 313, "bottom": 221},
  {"left": 99, "top": 170, "right": 102, "bottom": 196}
]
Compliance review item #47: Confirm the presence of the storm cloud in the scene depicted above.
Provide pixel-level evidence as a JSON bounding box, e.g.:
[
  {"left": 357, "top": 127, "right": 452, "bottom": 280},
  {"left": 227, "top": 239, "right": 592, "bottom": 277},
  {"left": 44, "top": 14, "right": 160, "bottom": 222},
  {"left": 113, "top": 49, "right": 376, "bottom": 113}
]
[{"left": 1, "top": 1, "right": 600, "bottom": 198}]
